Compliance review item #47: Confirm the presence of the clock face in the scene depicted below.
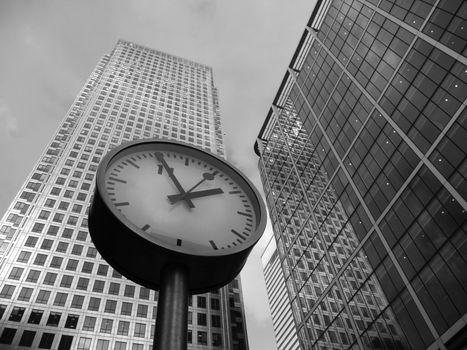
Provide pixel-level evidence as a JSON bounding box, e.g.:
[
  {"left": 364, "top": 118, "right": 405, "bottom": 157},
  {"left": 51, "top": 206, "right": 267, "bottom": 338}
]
[{"left": 100, "top": 141, "right": 261, "bottom": 255}]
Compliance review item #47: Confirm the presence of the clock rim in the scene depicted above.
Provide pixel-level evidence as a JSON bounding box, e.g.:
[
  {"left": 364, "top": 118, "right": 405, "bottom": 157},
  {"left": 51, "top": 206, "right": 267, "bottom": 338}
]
[{"left": 95, "top": 138, "right": 267, "bottom": 258}]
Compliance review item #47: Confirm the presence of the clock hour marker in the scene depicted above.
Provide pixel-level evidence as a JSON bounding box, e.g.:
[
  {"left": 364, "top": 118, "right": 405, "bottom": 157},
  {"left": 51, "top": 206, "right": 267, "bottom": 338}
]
[
  {"left": 141, "top": 224, "right": 150, "bottom": 231},
  {"left": 185, "top": 158, "right": 189, "bottom": 166},
  {"left": 157, "top": 165, "right": 163, "bottom": 174},
  {"left": 108, "top": 176, "right": 127, "bottom": 184},
  {"left": 229, "top": 190, "right": 241, "bottom": 194},
  {"left": 231, "top": 229, "right": 246, "bottom": 241},
  {"left": 209, "top": 240, "right": 218, "bottom": 250},
  {"left": 115, "top": 202, "right": 130, "bottom": 207},
  {"left": 177, "top": 239, "right": 182, "bottom": 246},
  {"left": 127, "top": 159, "right": 139, "bottom": 168},
  {"left": 237, "top": 211, "right": 252, "bottom": 218}
]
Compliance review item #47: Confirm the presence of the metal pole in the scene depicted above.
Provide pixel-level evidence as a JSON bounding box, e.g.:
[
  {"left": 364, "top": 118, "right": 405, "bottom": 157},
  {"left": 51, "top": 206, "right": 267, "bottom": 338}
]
[{"left": 153, "top": 264, "right": 189, "bottom": 350}]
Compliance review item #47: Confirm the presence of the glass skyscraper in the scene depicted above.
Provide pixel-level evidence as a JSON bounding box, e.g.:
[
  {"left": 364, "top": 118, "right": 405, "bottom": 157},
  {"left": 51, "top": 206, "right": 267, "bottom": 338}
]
[
  {"left": 255, "top": 0, "right": 466, "bottom": 349},
  {"left": 0, "top": 40, "right": 248, "bottom": 350}
]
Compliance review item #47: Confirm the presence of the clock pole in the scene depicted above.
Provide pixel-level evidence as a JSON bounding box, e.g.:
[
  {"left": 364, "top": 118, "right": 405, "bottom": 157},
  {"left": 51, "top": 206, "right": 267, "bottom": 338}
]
[{"left": 153, "top": 264, "right": 189, "bottom": 350}]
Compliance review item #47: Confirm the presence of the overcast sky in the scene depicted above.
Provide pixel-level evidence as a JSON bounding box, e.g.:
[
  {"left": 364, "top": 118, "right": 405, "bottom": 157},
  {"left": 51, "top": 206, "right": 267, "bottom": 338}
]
[{"left": 0, "top": 1, "right": 315, "bottom": 348}]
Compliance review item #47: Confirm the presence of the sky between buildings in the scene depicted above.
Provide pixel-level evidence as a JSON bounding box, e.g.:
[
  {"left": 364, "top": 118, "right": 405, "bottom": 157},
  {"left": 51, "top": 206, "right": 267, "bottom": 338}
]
[{"left": 0, "top": 1, "right": 316, "bottom": 349}]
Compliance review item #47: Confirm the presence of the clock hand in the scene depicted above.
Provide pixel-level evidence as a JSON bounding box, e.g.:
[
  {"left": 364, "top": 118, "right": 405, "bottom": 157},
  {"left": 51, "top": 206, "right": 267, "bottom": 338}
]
[
  {"left": 172, "top": 171, "right": 218, "bottom": 203},
  {"left": 168, "top": 188, "right": 224, "bottom": 203},
  {"left": 154, "top": 152, "right": 194, "bottom": 208}
]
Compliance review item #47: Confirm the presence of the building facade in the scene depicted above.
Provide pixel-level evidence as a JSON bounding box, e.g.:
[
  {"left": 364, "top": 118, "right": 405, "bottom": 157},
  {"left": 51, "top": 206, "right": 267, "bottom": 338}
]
[
  {"left": 0, "top": 40, "right": 248, "bottom": 350},
  {"left": 261, "top": 237, "right": 300, "bottom": 350},
  {"left": 255, "top": 0, "right": 466, "bottom": 349}
]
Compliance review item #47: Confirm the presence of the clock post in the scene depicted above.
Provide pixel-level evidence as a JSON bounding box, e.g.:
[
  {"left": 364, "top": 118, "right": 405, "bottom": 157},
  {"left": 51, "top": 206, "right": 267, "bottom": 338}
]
[
  {"left": 153, "top": 264, "right": 189, "bottom": 350},
  {"left": 88, "top": 139, "right": 267, "bottom": 350}
]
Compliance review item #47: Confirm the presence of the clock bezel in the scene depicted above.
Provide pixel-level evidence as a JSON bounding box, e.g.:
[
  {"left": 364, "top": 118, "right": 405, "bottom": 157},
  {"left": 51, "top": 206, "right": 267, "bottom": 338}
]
[{"left": 95, "top": 139, "right": 267, "bottom": 257}]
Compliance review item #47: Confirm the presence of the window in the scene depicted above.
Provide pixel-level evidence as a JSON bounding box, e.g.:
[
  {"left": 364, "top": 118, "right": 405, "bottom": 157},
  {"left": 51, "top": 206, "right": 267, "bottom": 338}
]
[
  {"left": 26, "top": 269, "right": 41, "bottom": 282},
  {"left": 197, "top": 296, "right": 206, "bottom": 308},
  {"left": 197, "top": 313, "right": 207, "bottom": 326},
  {"left": 86, "top": 247, "right": 97, "bottom": 258},
  {"left": 0, "top": 328, "right": 16, "bottom": 345},
  {"left": 56, "top": 242, "right": 68, "bottom": 253},
  {"left": 60, "top": 275, "right": 73, "bottom": 288},
  {"left": 58, "top": 201, "right": 70, "bottom": 210},
  {"left": 8, "top": 267, "right": 24, "bottom": 280},
  {"left": 25, "top": 236, "right": 39, "bottom": 247},
  {"left": 65, "top": 314, "right": 79, "bottom": 329},
  {"left": 97, "top": 264, "right": 108, "bottom": 276},
  {"left": 77, "top": 277, "right": 89, "bottom": 291},
  {"left": 9, "top": 306, "right": 25, "bottom": 321},
  {"left": 53, "top": 213, "right": 65, "bottom": 222},
  {"left": 82, "top": 316, "right": 97, "bottom": 331},
  {"left": 40, "top": 239, "right": 53, "bottom": 250},
  {"left": 71, "top": 244, "right": 83, "bottom": 255},
  {"left": 50, "top": 187, "right": 61, "bottom": 195},
  {"left": 62, "top": 228, "right": 73, "bottom": 238},
  {"left": 108, "top": 282, "right": 120, "bottom": 295},
  {"left": 211, "top": 315, "right": 221, "bottom": 327},
  {"left": 104, "top": 300, "right": 117, "bottom": 313},
  {"left": 88, "top": 297, "right": 101, "bottom": 311},
  {"left": 36, "top": 290, "right": 51, "bottom": 304},
  {"left": 28, "top": 309, "right": 43, "bottom": 324},
  {"left": 38, "top": 210, "right": 51, "bottom": 220},
  {"left": 77, "top": 230, "right": 88, "bottom": 241},
  {"left": 44, "top": 198, "right": 56, "bottom": 207},
  {"left": 58, "top": 335, "right": 73, "bottom": 350},
  {"left": 50, "top": 256, "right": 63, "bottom": 268},
  {"left": 0, "top": 284, "right": 15, "bottom": 299},
  {"left": 71, "top": 295, "right": 85, "bottom": 309},
  {"left": 93, "top": 280, "right": 105, "bottom": 293},
  {"left": 100, "top": 318, "right": 113, "bottom": 333},
  {"left": 124, "top": 285, "right": 135, "bottom": 297},
  {"left": 18, "top": 287, "right": 33, "bottom": 302},
  {"left": 43, "top": 272, "right": 57, "bottom": 285},
  {"left": 17, "top": 251, "right": 31, "bottom": 263},
  {"left": 66, "top": 259, "right": 79, "bottom": 271},
  {"left": 212, "top": 333, "right": 222, "bottom": 346},
  {"left": 136, "top": 304, "right": 148, "bottom": 318},
  {"left": 47, "top": 312, "right": 61, "bottom": 326},
  {"left": 115, "top": 341, "right": 127, "bottom": 350},
  {"left": 47, "top": 225, "right": 59, "bottom": 235},
  {"left": 77, "top": 337, "right": 91, "bottom": 350},
  {"left": 121, "top": 302, "right": 132, "bottom": 316},
  {"left": 32, "top": 222, "right": 45, "bottom": 233},
  {"left": 38, "top": 333, "right": 54, "bottom": 349},
  {"left": 19, "top": 330, "right": 36, "bottom": 347},
  {"left": 131, "top": 323, "right": 145, "bottom": 338},
  {"left": 117, "top": 321, "right": 130, "bottom": 335},
  {"left": 54, "top": 292, "right": 68, "bottom": 306},
  {"left": 139, "top": 287, "right": 150, "bottom": 300},
  {"left": 34, "top": 253, "right": 47, "bottom": 266},
  {"left": 96, "top": 340, "right": 110, "bottom": 350},
  {"left": 197, "top": 331, "right": 207, "bottom": 345},
  {"left": 82, "top": 261, "right": 94, "bottom": 273}
]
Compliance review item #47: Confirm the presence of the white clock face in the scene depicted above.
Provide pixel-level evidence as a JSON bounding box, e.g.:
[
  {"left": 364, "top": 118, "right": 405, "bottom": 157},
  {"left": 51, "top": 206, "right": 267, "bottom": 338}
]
[{"left": 102, "top": 143, "right": 259, "bottom": 255}]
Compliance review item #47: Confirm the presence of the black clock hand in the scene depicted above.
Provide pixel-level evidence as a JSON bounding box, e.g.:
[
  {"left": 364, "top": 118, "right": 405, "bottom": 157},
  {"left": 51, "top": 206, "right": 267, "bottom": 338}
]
[
  {"left": 172, "top": 171, "right": 218, "bottom": 203},
  {"left": 168, "top": 188, "right": 224, "bottom": 203},
  {"left": 154, "top": 152, "right": 194, "bottom": 208}
]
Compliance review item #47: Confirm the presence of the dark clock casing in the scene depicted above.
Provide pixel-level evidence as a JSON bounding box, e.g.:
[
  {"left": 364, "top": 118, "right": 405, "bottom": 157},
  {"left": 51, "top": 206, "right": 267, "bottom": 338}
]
[{"left": 88, "top": 139, "right": 267, "bottom": 294}]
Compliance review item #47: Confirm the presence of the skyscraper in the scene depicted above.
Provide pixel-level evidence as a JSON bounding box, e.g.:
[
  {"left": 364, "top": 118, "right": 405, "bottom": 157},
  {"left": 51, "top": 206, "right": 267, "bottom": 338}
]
[
  {"left": 261, "top": 238, "right": 300, "bottom": 350},
  {"left": 255, "top": 0, "right": 466, "bottom": 349},
  {"left": 0, "top": 40, "right": 248, "bottom": 350}
]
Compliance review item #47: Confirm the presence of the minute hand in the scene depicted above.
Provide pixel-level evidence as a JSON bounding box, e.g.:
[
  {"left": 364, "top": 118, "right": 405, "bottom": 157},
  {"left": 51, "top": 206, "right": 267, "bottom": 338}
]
[
  {"left": 154, "top": 152, "right": 194, "bottom": 208},
  {"left": 168, "top": 188, "right": 224, "bottom": 203}
]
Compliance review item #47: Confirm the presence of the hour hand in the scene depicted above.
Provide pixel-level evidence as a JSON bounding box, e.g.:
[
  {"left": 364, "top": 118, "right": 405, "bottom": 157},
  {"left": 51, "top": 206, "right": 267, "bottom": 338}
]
[{"left": 168, "top": 188, "right": 224, "bottom": 204}]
